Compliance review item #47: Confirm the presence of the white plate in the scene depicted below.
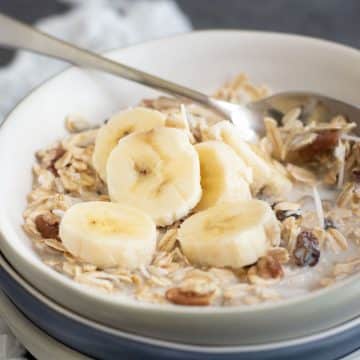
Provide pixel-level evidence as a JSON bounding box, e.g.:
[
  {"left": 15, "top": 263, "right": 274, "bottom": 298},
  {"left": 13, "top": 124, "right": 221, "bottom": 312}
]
[
  {"left": 0, "top": 291, "right": 89, "bottom": 360},
  {"left": 0, "top": 30, "right": 360, "bottom": 346}
]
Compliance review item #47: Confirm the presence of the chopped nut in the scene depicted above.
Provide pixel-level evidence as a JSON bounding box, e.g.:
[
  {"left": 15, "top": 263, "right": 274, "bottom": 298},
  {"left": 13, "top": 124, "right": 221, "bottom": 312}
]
[
  {"left": 352, "top": 168, "right": 360, "bottom": 183},
  {"left": 276, "top": 209, "right": 301, "bottom": 221},
  {"left": 35, "top": 213, "right": 60, "bottom": 239},
  {"left": 257, "top": 256, "right": 284, "bottom": 279},
  {"left": 273, "top": 203, "right": 302, "bottom": 222},
  {"left": 273, "top": 202, "right": 301, "bottom": 212},
  {"left": 248, "top": 255, "right": 284, "bottom": 285},
  {"left": 165, "top": 287, "right": 214, "bottom": 306},
  {"left": 293, "top": 231, "right": 320, "bottom": 267},
  {"left": 46, "top": 147, "right": 66, "bottom": 176},
  {"left": 267, "top": 247, "right": 290, "bottom": 264}
]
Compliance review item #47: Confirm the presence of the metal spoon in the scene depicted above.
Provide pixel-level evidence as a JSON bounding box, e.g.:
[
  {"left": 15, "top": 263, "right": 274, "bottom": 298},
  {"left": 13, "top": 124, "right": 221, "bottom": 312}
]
[{"left": 0, "top": 13, "right": 359, "bottom": 140}]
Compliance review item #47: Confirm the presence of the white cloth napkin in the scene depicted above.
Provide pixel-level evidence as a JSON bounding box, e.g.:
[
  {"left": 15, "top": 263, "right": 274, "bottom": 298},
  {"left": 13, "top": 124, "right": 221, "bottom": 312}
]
[
  {"left": 0, "top": 0, "right": 191, "bottom": 119},
  {"left": 0, "top": 0, "right": 190, "bottom": 358}
]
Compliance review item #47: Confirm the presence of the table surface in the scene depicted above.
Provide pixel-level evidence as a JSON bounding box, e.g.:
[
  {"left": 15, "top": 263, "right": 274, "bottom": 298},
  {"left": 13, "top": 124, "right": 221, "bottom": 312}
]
[{"left": 0, "top": 0, "right": 359, "bottom": 67}]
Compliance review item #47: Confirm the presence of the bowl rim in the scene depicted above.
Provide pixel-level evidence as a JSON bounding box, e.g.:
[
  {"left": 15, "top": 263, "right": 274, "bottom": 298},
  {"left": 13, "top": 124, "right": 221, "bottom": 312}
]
[{"left": 0, "top": 29, "right": 360, "bottom": 316}]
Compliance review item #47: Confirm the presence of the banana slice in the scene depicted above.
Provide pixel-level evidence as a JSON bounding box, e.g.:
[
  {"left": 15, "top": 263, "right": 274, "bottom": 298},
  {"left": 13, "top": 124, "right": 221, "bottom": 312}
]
[
  {"left": 59, "top": 201, "right": 157, "bottom": 269},
  {"left": 249, "top": 144, "right": 293, "bottom": 197},
  {"left": 107, "top": 127, "right": 202, "bottom": 226},
  {"left": 93, "top": 107, "right": 166, "bottom": 181},
  {"left": 265, "top": 166, "right": 293, "bottom": 197},
  {"left": 195, "top": 141, "right": 252, "bottom": 211},
  {"left": 210, "top": 121, "right": 272, "bottom": 193},
  {"left": 178, "top": 200, "right": 280, "bottom": 269}
]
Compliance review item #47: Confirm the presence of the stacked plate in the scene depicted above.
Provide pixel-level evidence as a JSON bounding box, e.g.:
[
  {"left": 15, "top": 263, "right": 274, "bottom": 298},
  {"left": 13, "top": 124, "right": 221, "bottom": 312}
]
[{"left": 0, "top": 31, "right": 360, "bottom": 359}]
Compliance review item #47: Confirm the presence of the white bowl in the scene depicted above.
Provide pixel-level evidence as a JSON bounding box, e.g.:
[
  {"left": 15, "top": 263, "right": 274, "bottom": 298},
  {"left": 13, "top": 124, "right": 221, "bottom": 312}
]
[{"left": 0, "top": 30, "right": 360, "bottom": 346}]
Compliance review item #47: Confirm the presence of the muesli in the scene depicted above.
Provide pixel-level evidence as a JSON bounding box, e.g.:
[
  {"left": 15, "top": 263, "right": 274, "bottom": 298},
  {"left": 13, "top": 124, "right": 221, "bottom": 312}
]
[{"left": 23, "top": 74, "right": 360, "bottom": 306}]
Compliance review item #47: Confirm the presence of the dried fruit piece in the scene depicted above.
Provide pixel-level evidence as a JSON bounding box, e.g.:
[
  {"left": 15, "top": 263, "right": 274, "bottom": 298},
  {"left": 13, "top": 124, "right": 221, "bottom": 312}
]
[
  {"left": 165, "top": 287, "right": 214, "bottom": 306},
  {"left": 298, "top": 130, "right": 340, "bottom": 160},
  {"left": 352, "top": 168, "right": 360, "bottom": 183},
  {"left": 293, "top": 231, "right": 320, "bottom": 267},
  {"left": 324, "top": 217, "right": 337, "bottom": 230},
  {"left": 273, "top": 202, "right": 302, "bottom": 222},
  {"left": 35, "top": 213, "right": 60, "bottom": 239}
]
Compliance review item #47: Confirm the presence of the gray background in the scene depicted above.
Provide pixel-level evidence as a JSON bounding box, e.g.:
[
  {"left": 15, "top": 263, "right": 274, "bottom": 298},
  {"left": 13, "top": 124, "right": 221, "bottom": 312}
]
[{"left": 0, "top": 0, "right": 359, "bottom": 67}]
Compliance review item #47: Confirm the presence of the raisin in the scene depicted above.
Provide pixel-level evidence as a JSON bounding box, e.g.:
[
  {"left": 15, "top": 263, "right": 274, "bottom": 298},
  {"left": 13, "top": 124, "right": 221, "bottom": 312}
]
[
  {"left": 352, "top": 168, "right": 360, "bottom": 183},
  {"left": 293, "top": 231, "right": 320, "bottom": 267},
  {"left": 324, "top": 217, "right": 337, "bottom": 230},
  {"left": 275, "top": 209, "right": 301, "bottom": 222},
  {"left": 35, "top": 214, "right": 60, "bottom": 239},
  {"left": 298, "top": 130, "right": 340, "bottom": 160}
]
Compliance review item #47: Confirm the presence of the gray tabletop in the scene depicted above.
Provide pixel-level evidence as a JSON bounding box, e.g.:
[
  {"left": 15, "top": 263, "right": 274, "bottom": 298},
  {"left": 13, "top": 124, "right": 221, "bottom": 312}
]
[{"left": 0, "top": 0, "right": 359, "bottom": 67}]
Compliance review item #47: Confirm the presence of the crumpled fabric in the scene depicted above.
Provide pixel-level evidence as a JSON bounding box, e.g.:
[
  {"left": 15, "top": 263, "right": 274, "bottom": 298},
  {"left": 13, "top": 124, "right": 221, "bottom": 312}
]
[
  {"left": 0, "top": 0, "right": 190, "bottom": 358},
  {"left": 0, "top": 321, "right": 24, "bottom": 360},
  {"left": 0, "top": 0, "right": 191, "bottom": 119}
]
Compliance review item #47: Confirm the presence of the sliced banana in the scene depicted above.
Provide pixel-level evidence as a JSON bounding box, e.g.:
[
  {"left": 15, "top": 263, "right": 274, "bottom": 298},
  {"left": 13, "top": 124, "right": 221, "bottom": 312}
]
[
  {"left": 210, "top": 121, "right": 272, "bottom": 193},
  {"left": 107, "top": 127, "right": 202, "bottom": 226},
  {"left": 178, "top": 200, "right": 280, "bottom": 269},
  {"left": 265, "top": 166, "right": 293, "bottom": 197},
  {"left": 195, "top": 141, "right": 252, "bottom": 211},
  {"left": 93, "top": 107, "right": 166, "bottom": 181},
  {"left": 249, "top": 144, "right": 293, "bottom": 197},
  {"left": 59, "top": 201, "right": 157, "bottom": 269}
]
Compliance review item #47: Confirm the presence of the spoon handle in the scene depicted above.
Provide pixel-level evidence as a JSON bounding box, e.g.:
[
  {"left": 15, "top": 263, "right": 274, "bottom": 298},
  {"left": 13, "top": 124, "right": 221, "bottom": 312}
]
[{"left": 0, "top": 13, "right": 211, "bottom": 107}]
